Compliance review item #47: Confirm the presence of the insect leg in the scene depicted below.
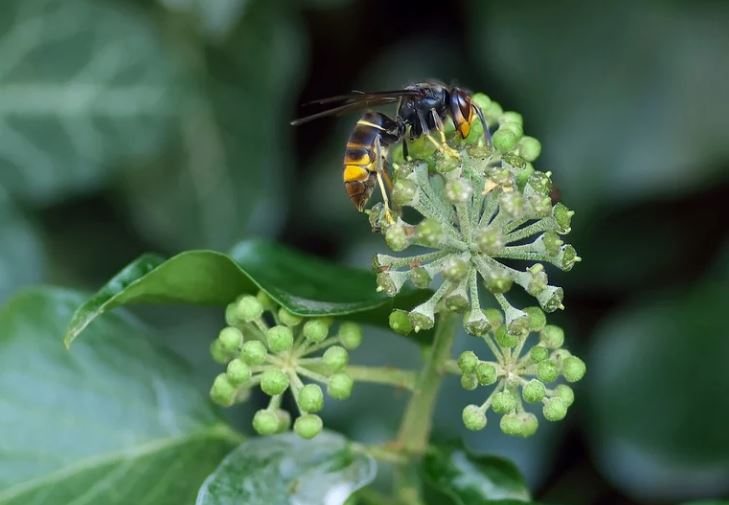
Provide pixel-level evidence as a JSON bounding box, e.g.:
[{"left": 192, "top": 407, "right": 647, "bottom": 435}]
[
  {"left": 374, "top": 136, "right": 395, "bottom": 223},
  {"left": 425, "top": 109, "right": 460, "bottom": 159}
]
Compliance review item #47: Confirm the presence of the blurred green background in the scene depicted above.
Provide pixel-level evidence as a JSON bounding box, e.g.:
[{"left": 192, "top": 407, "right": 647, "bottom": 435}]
[{"left": 1, "top": 0, "right": 727, "bottom": 503}]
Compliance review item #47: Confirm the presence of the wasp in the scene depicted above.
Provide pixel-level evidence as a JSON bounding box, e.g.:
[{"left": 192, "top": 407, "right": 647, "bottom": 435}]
[{"left": 291, "top": 81, "right": 489, "bottom": 217}]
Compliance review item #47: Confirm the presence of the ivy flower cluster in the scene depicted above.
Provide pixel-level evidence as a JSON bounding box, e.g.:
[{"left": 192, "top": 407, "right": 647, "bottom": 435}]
[{"left": 208, "top": 291, "right": 362, "bottom": 439}]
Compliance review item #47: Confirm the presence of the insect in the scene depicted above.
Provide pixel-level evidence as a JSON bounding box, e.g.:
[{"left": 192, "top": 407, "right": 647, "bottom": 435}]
[{"left": 291, "top": 81, "right": 489, "bottom": 218}]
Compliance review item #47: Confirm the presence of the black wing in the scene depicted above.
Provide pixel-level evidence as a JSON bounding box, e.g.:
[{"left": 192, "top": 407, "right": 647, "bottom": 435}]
[{"left": 290, "top": 89, "right": 422, "bottom": 126}]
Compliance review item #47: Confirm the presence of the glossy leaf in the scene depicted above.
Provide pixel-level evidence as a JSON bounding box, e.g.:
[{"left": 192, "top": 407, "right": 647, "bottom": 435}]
[
  {"left": 196, "top": 431, "right": 375, "bottom": 505},
  {"left": 422, "top": 442, "right": 530, "bottom": 504},
  {"left": 0, "top": 0, "right": 178, "bottom": 204},
  {"left": 587, "top": 280, "right": 729, "bottom": 501},
  {"left": 63, "top": 238, "right": 428, "bottom": 347},
  {"left": 0, "top": 287, "right": 241, "bottom": 504}
]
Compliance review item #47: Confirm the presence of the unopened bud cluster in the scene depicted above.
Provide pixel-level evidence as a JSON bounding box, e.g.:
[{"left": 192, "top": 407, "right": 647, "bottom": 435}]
[
  {"left": 208, "top": 291, "right": 362, "bottom": 439},
  {"left": 456, "top": 307, "right": 585, "bottom": 436},
  {"left": 372, "top": 92, "right": 580, "bottom": 335}
]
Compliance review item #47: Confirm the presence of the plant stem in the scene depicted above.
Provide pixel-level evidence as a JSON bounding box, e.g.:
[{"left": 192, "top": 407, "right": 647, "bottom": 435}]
[
  {"left": 347, "top": 365, "right": 418, "bottom": 391},
  {"left": 395, "top": 311, "right": 458, "bottom": 454}
]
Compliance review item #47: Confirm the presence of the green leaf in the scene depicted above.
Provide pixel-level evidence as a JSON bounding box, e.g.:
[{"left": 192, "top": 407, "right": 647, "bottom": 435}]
[
  {"left": 0, "top": 0, "right": 178, "bottom": 204},
  {"left": 63, "top": 238, "right": 428, "bottom": 347},
  {"left": 0, "top": 287, "right": 241, "bottom": 504},
  {"left": 422, "top": 442, "right": 531, "bottom": 504},
  {"left": 196, "top": 431, "right": 375, "bottom": 505},
  {"left": 587, "top": 280, "right": 729, "bottom": 500}
]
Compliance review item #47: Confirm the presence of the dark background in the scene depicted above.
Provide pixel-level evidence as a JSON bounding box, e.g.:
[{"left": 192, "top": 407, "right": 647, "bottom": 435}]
[{"left": 1, "top": 0, "right": 728, "bottom": 503}]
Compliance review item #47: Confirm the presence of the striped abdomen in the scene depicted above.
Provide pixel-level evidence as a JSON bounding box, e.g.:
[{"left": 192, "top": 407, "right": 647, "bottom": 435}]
[{"left": 342, "top": 112, "right": 401, "bottom": 211}]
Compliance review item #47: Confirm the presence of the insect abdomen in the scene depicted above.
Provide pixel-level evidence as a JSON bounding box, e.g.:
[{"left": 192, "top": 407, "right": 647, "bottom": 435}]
[{"left": 342, "top": 113, "right": 384, "bottom": 211}]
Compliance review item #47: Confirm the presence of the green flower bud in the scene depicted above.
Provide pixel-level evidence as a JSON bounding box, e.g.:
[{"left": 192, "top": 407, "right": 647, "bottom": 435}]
[
  {"left": 385, "top": 222, "right": 411, "bottom": 252},
  {"left": 494, "top": 325, "right": 519, "bottom": 347},
  {"left": 328, "top": 373, "right": 354, "bottom": 400},
  {"left": 529, "top": 345, "right": 549, "bottom": 363},
  {"left": 445, "top": 179, "right": 473, "bottom": 204},
  {"left": 218, "top": 327, "right": 243, "bottom": 354},
  {"left": 476, "top": 362, "right": 498, "bottom": 385},
  {"left": 435, "top": 155, "right": 460, "bottom": 174},
  {"left": 240, "top": 340, "right": 267, "bottom": 365},
  {"left": 406, "top": 135, "right": 437, "bottom": 160},
  {"left": 484, "top": 308, "right": 504, "bottom": 329},
  {"left": 537, "top": 360, "right": 560, "bottom": 383},
  {"left": 475, "top": 228, "right": 504, "bottom": 255},
  {"left": 516, "top": 163, "right": 535, "bottom": 189},
  {"left": 522, "top": 379, "right": 546, "bottom": 403},
  {"left": 553, "top": 203, "right": 574, "bottom": 233},
  {"left": 294, "top": 414, "right": 323, "bottom": 439},
  {"left": 444, "top": 284, "right": 469, "bottom": 312},
  {"left": 442, "top": 257, "right": 470, "bottom": 282},
  {"left": 409, "top": 266, "right": 432, "bottom": 289},
  {"left": 551, "top": 348, "right": 572, "bottom": 364},
  {"left": 500, "top": 111, "right": 523, "bottom": 126},
  {"left": 233, "top": 295, "right": 264, "bottom": 323},
  {"left": 462, "top": 405, "right": 488, "bottom": 431},
  {"left": 554, "top": 384, "right": 575, "bottom": 406},
  {"left": 526, "top": 264, "right": 548, "bottom": 296},
  {"left": 278, "top": 308, "right": 302, "bottom": 327},
  {"left": 562, "top": 356, "right": 586, "bottom": 382},
  {"left": 484, "top": 271, "right": 513, "bottom": 294},
  {"left": 210, "top": 373, "right": 237, "bottom": 407},
  {"left": 226, "top": 358, "right": 252, "bottom": 386},
  {"left": 499, "top": 192, "right": 526, "bottom": 219},
  {"left": 225, "top": 303, "right": 239, "bottom": 327},
  {"left": 252, "top": 409, "right": 279, "bottom": 435},
  {"left": 541, "top": 325, "right": 565, "bottom": 349},
  {"left": 528, "top": 195, "right": 553, "bottom": 218},
  {"left": 537, "top": 286, "right": 564, "bottom": 312},
  {"left": 492, "top": 128, "right": 518, "bottom": 153},
  {"left": 505, "top": 308, "right": 530, "bottom": 337},
  {"left": 499, "top": 413, "right": 521, "bottom": 436},
  {"left": 389, "top": 310, "right": 414, "bottom": 335},
  {"left": 256, "top": 290, "right": 276, "bottom": 312},
  {"left": 409, "top": 305, "right": 435, "bottom": 332},
  {"left": 303, "top": 319, "right": 329, "bottom": 343},
  {"left": 322, "top": 345, "right": 349, "bottom": 371},
  {"left": 517, "top": 136, "right": 541, "bottom": 162},
  {"left": 392, "top": 179, "right": 418, "bottom": 206},
  {"left": 472, "top": 93, "right": 492, "bottom": 111},
  {"left": 517, "top": 413, "right": 539, "bottom": 437},
  {"left": 541, "top": 232, "right": 563, "bottom": 256},
  {"left": 260, "top": 369, "right": 289, "bottom": 396},
  {"left": 461, "top": 373, "right": 478, "bottom": 390},
  {"left": 484, "top": 100, "right": 503, "bottom": 125},
  {"left": 299, "top": 383, "right": 324, "bottom": 413},
  {"left": 527, "top": 172, "right": 552, "bottom": 195},
  {"left": 557, "top": 245, "right": 580, "bottom": 271},
  {"left": 492, "top": 390, "right": 517, "bottom": 414},
  {"left": 457, "top": 351, "right": 479, "bottom": 373},
  {"left": 524, "top": 306, "right": 546, "bottom": 331},
  {"left": 464, "top": 309, "right": 490, "bottom": 336},
  {"left": 266, "top": 325, "right": 294, "bottom": 353},
  {"left": 337, "top": 322, "right": 363, "bottom": 349},
  {"left": 210, "top": 339, "right": 231, "bottom": 364},
  {"left": 415, "top": 219, "right": 444, "bottom": 247},
  {"left": 274, "top": 409, "right": 291, "bottom": 433},
  {"left": 377, "top": 270, "right": 407, "bottom": 297},
  {"left": 543, "top": 398, "right": 568, "bottom": 421}
]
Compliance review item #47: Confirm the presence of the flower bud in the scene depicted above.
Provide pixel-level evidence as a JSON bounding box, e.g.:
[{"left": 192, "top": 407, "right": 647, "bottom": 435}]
[
  {"left": 523, "top": 306, "right": 546, "bottom": 331},
  {"left": 266, "top": 325, "right": 293, "bottom": 353},
  {"left": 464, "top": 309, "right": 490, "bottom": 336},
  {"left": 484, "top": 100, "right": 503, "bottom": 126},
  {"left": 444, "top": 284, "right": 469, "bottom": 312},
  {"left": 278, "top": 308, "right": 302, "bottom": 327},
  {"left": 493, "top": 128, "right": 518, "bottom": 153},
  {"left": 337, "top": 322, "right": 363, "bottom": 349},
  {"left": 526, "top": 264, "right": 548, "bottom": 296},
  {"left": 475, "top": 228, "right": 504, "bottom": 255},
  {"left": 226, "top": 358, "right": 252, "bottom": 386},
  {"left": 527, "top": 172, "right": 552, "bottom": 195},
  {"left": 541, "top": 232, "right": 563, "bottom": 256},
  {"left": 225, "top": 303, "right": 239, "bottom": 327},
  {"left": 457, "top": 351, "right": 479, "bottom": 373},
  {"left": 210, "top": 339, "right": 231, "bottom": 364},
  {"left": 505, "top": 308, "right": 530, "bottom": 337},
  {"left": 462, "top": 405, "right": 488, "bottom": 431},
  {"left": 299, "top": 383, "right": 324, "bottom": 413},
  {"left": 517, "top": 136, "right": 541, "bottom": 162},
  {"left": 392, "top": 179, "right": 418, "bottom": 206},
  {"left": 294, "top": 414, "right": 323, "bottom": 439},
  {"left": 303, "top": 319, "right": 329, "bottom": 343},
  {"left": 499, "top": 413, "right": 520, "bottom": 436},
  {"left": 389, "top": 310, "right": 413, "bottom": 335},
  {"left": 472, "top": 93, "right": 492, "bottom": 112},
  {"left": 240, "top": 340, "right": 267, "bottom": 365},
  {"left": 522, "top": 379, "right": 546, "bottom": 403},
  {"left": 252, "top": 409, "right": 280, "bottom": 435},
  {"left": 552, "top": 203, "right": 574, "bottom": 233},
  {"left": 491, "top": 390, "right": 517, "bottom": 414},
  {"left": 562, "top": 356, "right": 586, "bottom": 382},
  {"left": 528, "top": 195, "right": 552, "bottom": 218},
  {"left": 442, "top": 257, "right": 470, "bottom": 282},
  {"left": 210, "top": 373, "right": 237, "bottom": 407},
  {"left": 409, "top": 304, "right": 435, "bottom": 332},
  {"left": 415, "top": 219, "right": 444, "bottom": 247},
  {"left": 543, "top": 398, "right": 568, "bottom": 421},
  {"left": 256, "top": 290, "right": 276, "bottom": 312},
  {"left": 529, "top": 345, "right": 549, "bottom": 363},
  {"left": 274, "top": 409, "right": 291, "bottom": 433},
  {"left": 500, "top": 412, "right": 538, "bottom": 437},
  {"left": 557, "top": 245, "right": 580, "bottom": 271},
  {"left": 435, "top": 155, "right": 460, "bottom": 174},
  {"left": 476, "top": 362, "right": 498, "bottom": 385},
  {"left": 385, "top": 222, "right": 411, "bottom": 252},
  {"left": 483, "top": 271, "right": 513, "bottom": 294},
  {"left": 328, "top": 373, "right": 354, "bottom": 400},
  {"left": 516, "top": 163, "right": 535, "bottom": 189},
  {"left": 537, "top": 360, "right": 560, "bottom": 383},
  {"left": 499, "top": 192, "right": 526, "bottom": 219},
  {"left": 376, "top": 270, "right": 407, "bottom": 297},
  {"left": 541, "top": 325, "right": 564, "bottom": 349},
  {"left": 483, "top": 308, "right": 504, "bottom": 329},
  {"left": 260, "top": 369, "right": 289, "bottom": 396},
  {"left": 494, "top": 325, "right": 518, "bottom": 347},
  {"left": 554, "top": 384, "right": 575, "bottom": 406},
  {"left": 460, "top": 373, "right": 478, "bottom": 391},
  {"left": 409, "top": 266, "right": 432, "bottom": 289},
  {"left": 537, "top": 286, "right": 564, "bottom": 312},
  {"left": 233, "top": 295, "right": 264, "bottom": 323},
  {"left": 322, "top": 345, "right": 349, "bottom": 371},
  {"left": 218, "top": 327, "right": 244, "bottom": 354},
  {"left": 500, "top": 111, "right": 523, "bottom": 126},
  {"left": 445, "top": 179, "right": 473, "bottom": 204}
]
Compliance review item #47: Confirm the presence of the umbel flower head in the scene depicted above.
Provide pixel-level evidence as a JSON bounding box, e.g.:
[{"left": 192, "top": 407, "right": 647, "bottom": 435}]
[{"left": 208, "top": 291, "right": 362, "bottom": 439}]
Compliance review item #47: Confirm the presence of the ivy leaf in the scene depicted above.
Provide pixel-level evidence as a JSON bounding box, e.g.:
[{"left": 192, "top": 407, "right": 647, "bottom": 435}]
[
  {"left": 421, "top": 442, "right": 531, "bottom": 504},
  {"left": 0, "top": 287, "right": 241, "bottom": 505},
  {"left": 196, "top": 431, "right": 375, "bottom": 505},
  {"left": 63, "top": 238, "right": 429, "bottom": 347},
  {"left": 0, "top": 0, "right": 178, "bottom": 204}
]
